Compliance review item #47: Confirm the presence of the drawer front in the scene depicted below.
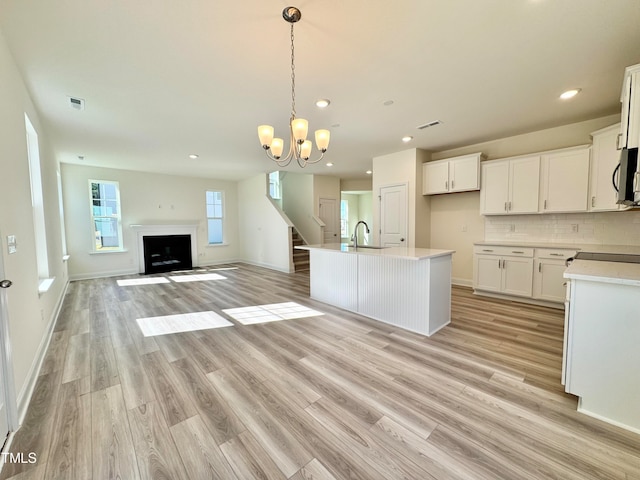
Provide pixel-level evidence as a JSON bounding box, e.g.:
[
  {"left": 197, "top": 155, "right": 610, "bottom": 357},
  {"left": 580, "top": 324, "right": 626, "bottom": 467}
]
[
  {"left": 536, "top": 248, "right": 577, "bottom": 260},
  {"left": 473, "top": 245, "right": 534, "bottom": 257}
]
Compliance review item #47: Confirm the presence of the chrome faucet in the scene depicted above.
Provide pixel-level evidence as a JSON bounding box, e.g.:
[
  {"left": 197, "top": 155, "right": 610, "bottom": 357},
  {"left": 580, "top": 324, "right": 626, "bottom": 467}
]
[{"left": 351, "top": 221, "right": 370, "bottom": 248}]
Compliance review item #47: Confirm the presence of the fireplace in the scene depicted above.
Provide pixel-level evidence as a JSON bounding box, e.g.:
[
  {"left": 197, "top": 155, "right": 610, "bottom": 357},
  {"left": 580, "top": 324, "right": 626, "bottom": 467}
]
[
  {"left": 143, "top": 234, "right": 192, "bottom": 274},
  {"left": 131, "top": 224, "right": 199, "bottom": 274}
]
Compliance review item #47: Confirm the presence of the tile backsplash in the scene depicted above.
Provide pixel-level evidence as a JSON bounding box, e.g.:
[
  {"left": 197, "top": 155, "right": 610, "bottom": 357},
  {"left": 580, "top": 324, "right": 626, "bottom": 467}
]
[{"left": 485, "top": 210, "right": 640, "bottom": 246}]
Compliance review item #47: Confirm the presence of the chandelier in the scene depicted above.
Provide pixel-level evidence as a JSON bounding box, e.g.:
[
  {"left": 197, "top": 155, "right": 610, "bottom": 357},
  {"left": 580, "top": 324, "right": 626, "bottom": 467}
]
[{"left": 258, "top": 6, "right": 330, "bottom": 168}]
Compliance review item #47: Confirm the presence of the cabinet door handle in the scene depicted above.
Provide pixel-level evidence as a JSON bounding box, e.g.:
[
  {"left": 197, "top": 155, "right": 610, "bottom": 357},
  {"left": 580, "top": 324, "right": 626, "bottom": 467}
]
[
  {"left": 544, "top": 199, "right": 548, "bottom": 210},
  {"left": 482, "top": 249, "right": 494, "bottom": 252},
  {"left": 451, "top": 180, "right": 455, "bottom": 189},
  {"left": 508, "top": 201, "right": 512, "bottom": 211},
  {"left": 591, "top": 196, "right": 595, "bottom": 208},
  {"left": 539, "top": 262, "right": 542, "bottom": 273},
  {"left": 498, "top": 259, "right": 501, "bottom": 269},
  {"left": 445, "top": 180, "right": 448, "bottom": 190},
  {"left": 504, "top": 202, "right": 508, "bottom": 211},
  {"left": 616, "top": 133, "right": 622, "bottom": 150},
  {"left": 511, "top": 250, "right": 524, "bottom": 254},
  {"left": 549, "top": 253, "right": 564, "bottom": 257}
]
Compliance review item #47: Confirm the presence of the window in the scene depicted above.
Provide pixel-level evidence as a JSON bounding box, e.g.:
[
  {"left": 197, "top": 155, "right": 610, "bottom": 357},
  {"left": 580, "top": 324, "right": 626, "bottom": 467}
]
[
  {"left": 206, "top": 190, "right": 224, "bottom": 244},
  {"left": 340, "top": 199, "right": 349, "bottom": 238},
  {"left": 269, "top": 171, "right": 281, "bottom": 200},
  {"left": 89, "top": 180, "right": 123, "bottom": 251},
  {"left": 25, "top": 114, "right": 49, "bottom": 279}
]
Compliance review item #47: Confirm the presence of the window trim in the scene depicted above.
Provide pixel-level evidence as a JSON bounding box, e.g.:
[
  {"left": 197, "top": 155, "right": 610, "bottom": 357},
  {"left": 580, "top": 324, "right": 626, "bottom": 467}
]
[
  {"left": 88, "top": 179, "right": 124, "bottom": 253},
  {"left": 206, "top": 190, "right": 225, "bottom": 245}
]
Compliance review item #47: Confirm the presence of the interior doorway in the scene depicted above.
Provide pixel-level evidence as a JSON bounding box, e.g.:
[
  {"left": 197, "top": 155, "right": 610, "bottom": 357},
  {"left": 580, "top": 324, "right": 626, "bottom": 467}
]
[{"left": 340, "top": 191, "right": 373, "bottom": 244}]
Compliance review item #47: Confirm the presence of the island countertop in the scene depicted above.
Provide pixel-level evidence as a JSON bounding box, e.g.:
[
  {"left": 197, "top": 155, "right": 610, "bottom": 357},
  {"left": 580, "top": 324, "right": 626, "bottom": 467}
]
[{"left": 296, "top": 243, "right": 455, "bottom": 261}]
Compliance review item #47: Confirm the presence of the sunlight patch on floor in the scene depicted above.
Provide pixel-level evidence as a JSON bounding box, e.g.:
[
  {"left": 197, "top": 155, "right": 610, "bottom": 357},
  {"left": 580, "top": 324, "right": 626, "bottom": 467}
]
[
  {"left": 223, "top": 302, "right": 324, "bottom": 325},
  {"left": 136, "top": 311, "right": 233, "bottom": 336},
  {"left": 168, "top": 273, "right": 227, "bottom": 283}
]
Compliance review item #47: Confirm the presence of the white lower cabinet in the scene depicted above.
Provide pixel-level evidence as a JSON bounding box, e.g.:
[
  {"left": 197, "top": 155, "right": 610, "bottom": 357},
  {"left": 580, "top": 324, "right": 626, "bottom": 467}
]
[
  {"left": 533, "top": 249, "right": 576, "bottom": 303},
  {"left": 473, "top": 246, "right": 534, "bottom": 297},
  {"left": 474, "top": 244, "right": 575, "bottom": 304}
]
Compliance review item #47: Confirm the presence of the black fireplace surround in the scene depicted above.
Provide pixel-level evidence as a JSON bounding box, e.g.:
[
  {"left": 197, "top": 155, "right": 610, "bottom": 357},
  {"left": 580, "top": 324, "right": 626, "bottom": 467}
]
[{"left": 143, "top": 234, "right": 192, "bottom": 274}]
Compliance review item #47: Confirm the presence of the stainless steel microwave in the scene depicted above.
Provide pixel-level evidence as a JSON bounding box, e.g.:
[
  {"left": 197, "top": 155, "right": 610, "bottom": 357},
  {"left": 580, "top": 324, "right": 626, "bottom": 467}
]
[{"left": 614, "top": 147, "right": 640, "bottom": 206}]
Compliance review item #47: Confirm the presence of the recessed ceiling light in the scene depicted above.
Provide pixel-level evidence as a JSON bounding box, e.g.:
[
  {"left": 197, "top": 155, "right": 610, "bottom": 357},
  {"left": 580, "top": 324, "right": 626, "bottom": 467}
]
[
  {"left": 331, "top": 123, "right": 341, "bottom": 128},
  {"left": 189, "top": 154, "right": 199, "bottom": 159},
  {"left": 560, "top": 89, "right": 581, "bottom": 100},
  {"left": 316, "top": 99, "right": 330, "bottom": 108},
  {"left": 326, "top": 162, "right": 334, "bottom": 167},
  {"left": 383, "top": 100, "right": 394, "bottom": 106},
  {"left": 402, "top": 136, "right": 413, "bottom": 143},
  {"left": 77, "top": 155, "right": 85, "bottom": 160},
  {"left": 366, "top": 170, "right": 372, "bottom": 175}
]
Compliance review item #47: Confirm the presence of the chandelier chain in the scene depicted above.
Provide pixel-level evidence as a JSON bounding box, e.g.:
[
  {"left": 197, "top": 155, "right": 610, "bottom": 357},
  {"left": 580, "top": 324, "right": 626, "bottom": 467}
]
[{"left": 290, "top": 23, "right": 296, "bottom": 119}]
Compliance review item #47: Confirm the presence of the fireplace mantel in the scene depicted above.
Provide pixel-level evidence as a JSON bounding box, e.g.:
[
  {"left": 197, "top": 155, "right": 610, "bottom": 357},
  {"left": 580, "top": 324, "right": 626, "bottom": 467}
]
[{"left": 131, "top": 224, "right": 198, "bottom": 273}]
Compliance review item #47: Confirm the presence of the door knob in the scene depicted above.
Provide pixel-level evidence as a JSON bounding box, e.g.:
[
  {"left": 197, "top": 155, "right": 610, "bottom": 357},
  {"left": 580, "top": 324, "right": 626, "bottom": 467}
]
[
  {"left": 0, "top": 280, "right": 12, "bottom": 288},
  {"left": 400, "top": 238, "right": 405, "bottom": 242}
]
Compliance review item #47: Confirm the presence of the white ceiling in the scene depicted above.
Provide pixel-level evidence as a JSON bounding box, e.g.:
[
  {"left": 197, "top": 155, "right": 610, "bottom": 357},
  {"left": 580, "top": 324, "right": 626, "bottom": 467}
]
[{"left": 1, "top": 0, "right": 640, "bottom": 181}]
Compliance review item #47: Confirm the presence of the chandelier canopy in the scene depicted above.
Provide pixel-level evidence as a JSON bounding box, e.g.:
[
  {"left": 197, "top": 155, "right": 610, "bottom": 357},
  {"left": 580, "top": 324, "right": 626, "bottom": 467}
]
[{"left": 258, "top": 6, "right": 330, "bottom": 168}]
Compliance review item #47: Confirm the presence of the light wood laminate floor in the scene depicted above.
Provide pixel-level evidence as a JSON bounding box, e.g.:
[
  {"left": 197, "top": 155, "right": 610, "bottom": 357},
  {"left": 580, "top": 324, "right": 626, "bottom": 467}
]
[{"left": 1, "top": 264, "right": 639, "bottom": 479}]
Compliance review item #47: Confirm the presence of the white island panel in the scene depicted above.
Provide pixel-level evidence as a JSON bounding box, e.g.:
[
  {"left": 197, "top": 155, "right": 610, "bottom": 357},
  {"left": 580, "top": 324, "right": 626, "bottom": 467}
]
[
  {"left": 358, "top": 254, "right": 451, "bottom": 335},
  {"left": 309, "top": 248, "right": 358, "bottom": 311},
  {"left": 302, "top": 244, "right": 454, "bottom": 337},
  {"left": 565, "top": 278, "right": 640, "bottom": 433}
]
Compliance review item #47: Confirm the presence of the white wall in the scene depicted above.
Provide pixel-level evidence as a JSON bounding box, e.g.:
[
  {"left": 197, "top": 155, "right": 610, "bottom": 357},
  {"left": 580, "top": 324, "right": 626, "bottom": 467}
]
[
  {"left": 281, "top": 173, "right": 318, "bottom": 244},
  {"left": 372, "top": 148, "right": 431, "bottom": 247},
  {"left": 429, "top": 114, "right": 622, "bottom": 284},
  {"left": 237, "top": 174, "right": 292, "bottom": 272},
  {"left": 0, "top": 28, "right": 68, "bottom": 420},
  {"left": 61, "top": 164, "right": 240, "bottom": 279}
]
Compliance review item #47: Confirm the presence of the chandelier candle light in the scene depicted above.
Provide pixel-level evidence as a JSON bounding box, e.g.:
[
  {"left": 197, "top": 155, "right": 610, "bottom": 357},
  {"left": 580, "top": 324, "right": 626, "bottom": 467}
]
[{"left": 258, "top": 6, "right": 330, "bottom": 168}]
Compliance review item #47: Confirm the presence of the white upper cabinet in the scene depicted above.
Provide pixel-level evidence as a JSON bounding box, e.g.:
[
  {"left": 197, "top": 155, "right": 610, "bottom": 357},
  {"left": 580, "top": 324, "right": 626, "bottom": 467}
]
[
  {"left": 422, "top": 153, "right": 482, "bottom": 195},
  {"left": 480, "top": 155, "right": 540, "bottom": 215},
  {"left": 539, "top": 146, "right": 590, "bottom": 213},
  {"left": 620, "top": 63, "right": 640, "bottom": 149},
  {"left": 590, "top": 124, "right": 626, "bottom": 212}
]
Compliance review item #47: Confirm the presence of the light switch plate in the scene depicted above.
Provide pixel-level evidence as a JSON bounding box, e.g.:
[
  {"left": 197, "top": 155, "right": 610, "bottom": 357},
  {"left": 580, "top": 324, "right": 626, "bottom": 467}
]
[{"left": 7, "top": 235, "right": 16, "bottom": 254}]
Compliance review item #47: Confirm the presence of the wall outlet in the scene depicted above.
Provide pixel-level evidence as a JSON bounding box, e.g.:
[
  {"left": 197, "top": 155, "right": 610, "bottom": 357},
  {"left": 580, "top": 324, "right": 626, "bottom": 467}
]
[{"left": 571, "top": 224, "right": 579, "bottom": 233}]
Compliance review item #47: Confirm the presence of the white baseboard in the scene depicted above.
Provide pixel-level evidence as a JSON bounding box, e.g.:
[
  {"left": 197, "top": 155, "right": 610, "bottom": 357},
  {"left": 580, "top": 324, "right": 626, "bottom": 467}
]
[
  {"left": 16, "top": 279, "right": 70, "bottom": 426},
  {"left": 69, "top": 268, "right": 138, "bottom": 281},
  {"left": 452, "top": 277, "right": 473, "bottom": 287},
  {"left": 240, "top": 259, "right": 294, "bottom": 274}
]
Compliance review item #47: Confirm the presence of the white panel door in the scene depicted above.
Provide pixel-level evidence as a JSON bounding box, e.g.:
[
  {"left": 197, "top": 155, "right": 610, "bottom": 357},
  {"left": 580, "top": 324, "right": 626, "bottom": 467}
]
[
  {"left": 379, "top": 184, "right": 407, "bottom": 246},
  {"left": 319, "top": 198, "right": 339, "bottom": 244}
]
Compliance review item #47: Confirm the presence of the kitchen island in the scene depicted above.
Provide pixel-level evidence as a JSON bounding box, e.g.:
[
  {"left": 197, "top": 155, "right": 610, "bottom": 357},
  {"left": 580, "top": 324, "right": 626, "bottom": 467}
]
[
  {"left": 563, "top": 255, "right": 640, "bottom": 433},
  {"left": 296, "top": 244, "right": 455, "bottom": 336}
]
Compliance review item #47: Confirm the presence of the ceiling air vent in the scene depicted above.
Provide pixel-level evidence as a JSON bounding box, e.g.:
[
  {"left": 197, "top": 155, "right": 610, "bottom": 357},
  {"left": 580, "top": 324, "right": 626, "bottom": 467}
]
[
  {"left": 68, "top": 96, "right": 85, "bottom": 110},
  {"left": 417, "top": 120, "right": 442, "bottom": 130}
]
